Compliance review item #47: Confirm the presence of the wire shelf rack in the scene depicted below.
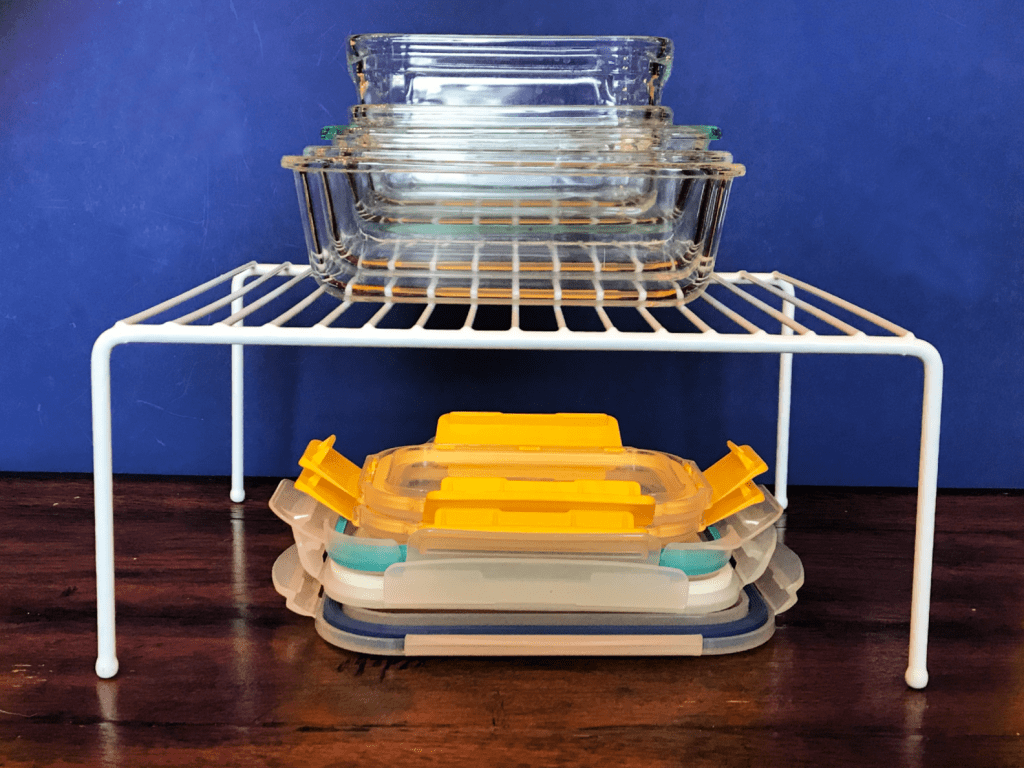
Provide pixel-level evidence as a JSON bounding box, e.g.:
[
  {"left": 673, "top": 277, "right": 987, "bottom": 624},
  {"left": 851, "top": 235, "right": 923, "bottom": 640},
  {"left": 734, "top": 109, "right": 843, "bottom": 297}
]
[{"left": 91, "top": 262, "right": 942, "bottom": 688}]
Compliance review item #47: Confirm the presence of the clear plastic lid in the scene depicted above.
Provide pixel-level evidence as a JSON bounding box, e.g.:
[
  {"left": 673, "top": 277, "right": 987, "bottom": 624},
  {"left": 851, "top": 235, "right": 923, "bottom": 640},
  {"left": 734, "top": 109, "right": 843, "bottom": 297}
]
[
  {"left": 273, "top": 534, "right": 798, "bottom": 618},
  {"left": 355, "top": 447, "right": 709, "bottom": 536},
  {"left": 273, "top": 539, "right": 747, "bottom": 615},
  {"left": 347, "top": 35, "right": 673, "bottom": 106},
  {"left": 291, "top": 413, "right": 764, "bottom": 540},
  {"left": 270, "top": 477, "right": 782, "bottom": 581},
  {"left": 307, "top": 584, "right": 778, "bottom": 657}
]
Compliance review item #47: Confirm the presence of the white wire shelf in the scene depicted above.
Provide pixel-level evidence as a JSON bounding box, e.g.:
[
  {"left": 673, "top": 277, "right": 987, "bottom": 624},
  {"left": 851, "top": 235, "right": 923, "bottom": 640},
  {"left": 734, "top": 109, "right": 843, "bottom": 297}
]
[
  {"left": 90, "top": 262, "right": 943, "bottom": 689},
  {"left": 104, "top": 261, "right": 923, "bottom": 354}
]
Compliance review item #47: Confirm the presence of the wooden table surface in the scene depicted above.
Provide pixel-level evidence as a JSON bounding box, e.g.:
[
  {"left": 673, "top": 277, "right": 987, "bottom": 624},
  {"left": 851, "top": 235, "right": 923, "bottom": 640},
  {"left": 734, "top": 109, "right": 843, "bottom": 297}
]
[{"left": 1, "top": 475, "right": 1022, "bottom": 767}]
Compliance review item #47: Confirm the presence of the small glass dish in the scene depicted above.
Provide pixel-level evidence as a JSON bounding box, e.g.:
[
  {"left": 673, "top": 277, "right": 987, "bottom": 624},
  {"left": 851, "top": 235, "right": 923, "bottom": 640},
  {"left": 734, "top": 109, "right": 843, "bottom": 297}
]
[
  {"left": 347, "top": 104, "right": 678, "bottom": 128},
  {"left": 347, "top": 34, "right": 673, "bottom": 106}
]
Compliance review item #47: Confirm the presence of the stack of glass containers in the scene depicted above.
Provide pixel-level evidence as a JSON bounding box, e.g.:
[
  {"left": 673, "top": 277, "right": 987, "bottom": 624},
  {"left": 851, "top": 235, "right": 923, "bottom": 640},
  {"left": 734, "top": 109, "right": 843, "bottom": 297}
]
[
  {"left": 281, "top": 35, "right": 746, "bottom": 306},
  {"left": 271, "top": 413, "right": 803, "bottom": 656}
]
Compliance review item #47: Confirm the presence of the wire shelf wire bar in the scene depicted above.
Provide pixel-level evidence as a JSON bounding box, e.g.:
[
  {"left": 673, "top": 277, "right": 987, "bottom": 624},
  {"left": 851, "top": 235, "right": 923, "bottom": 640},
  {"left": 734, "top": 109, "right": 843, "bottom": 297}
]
[
  {"left": 738, "top": 271, "right": 861, "bottom": 337},
  {"left": 268, "top": 283, "right": 329, "bottom": 327},
  {"left": 711, "top": 274, "right": 813, "bottom": 335},
  {"left": 772, "top": 271, "right": 912, "bottom": 337},
  {"left": 172, "top": 263, "right": 292, "bottom": 326},
  {"left": 314, "top": 300, "right": 350, "bottom": 327},
  {"left": 637, "top": 307, "right": 665, "bottom": 333},
  {"left": 367, "top": 302, "right": 394, "bottom": 329},
  {"left": 553, "top": 304, "right": 568, "bottom": 332},
  {"left": 222, "top": 267, "right": 314, "bottom": 326},
  {"left": 698, "top": 291, "right": 764, "bottom": 335},
  {"left": 677, "top": 304, "right": 715, "bottom": 334},
  {"left": 120, "top": 261, "right": 259, "bottom": 325},
  {"left": 463, "top": 303, "right": 479, "bottom": 330},
  {"left": 414, "top": 304, "right": 435, "bottom": 330},
  {"left": 594, "top": 305, "right": 616, "bottom": 332}
]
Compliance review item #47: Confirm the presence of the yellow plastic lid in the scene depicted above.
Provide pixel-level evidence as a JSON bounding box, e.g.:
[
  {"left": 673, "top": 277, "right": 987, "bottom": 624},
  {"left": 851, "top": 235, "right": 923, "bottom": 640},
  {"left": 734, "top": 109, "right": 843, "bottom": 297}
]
[{"left": 291, "top": 412, "right": 767, "bottom": 540}]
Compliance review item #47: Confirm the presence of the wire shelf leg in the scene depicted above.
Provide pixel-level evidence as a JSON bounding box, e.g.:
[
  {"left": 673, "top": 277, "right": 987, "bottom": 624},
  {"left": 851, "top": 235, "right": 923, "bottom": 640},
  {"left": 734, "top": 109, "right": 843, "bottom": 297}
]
[
  {"left": 230, "top": 273, "right": 248, "bottom": 503},
  {"left": 91, "top": 331, "right": 120, "bottom": 679},
  {"left": 775, "top": 279, "right": 796, "bottom": 539},
  {"left": 906, "top": 343, "right": 943, "bottom": 689},
  {"left": 230, "top": 343, "right": 245, "bottom": 503}
]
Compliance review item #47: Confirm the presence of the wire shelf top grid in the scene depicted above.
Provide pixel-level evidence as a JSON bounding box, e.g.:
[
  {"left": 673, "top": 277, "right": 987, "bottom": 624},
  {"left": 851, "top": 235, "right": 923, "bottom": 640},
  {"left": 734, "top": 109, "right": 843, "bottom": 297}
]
[{"left": 112, "top": 262, "right": 914, "bottom": 349}]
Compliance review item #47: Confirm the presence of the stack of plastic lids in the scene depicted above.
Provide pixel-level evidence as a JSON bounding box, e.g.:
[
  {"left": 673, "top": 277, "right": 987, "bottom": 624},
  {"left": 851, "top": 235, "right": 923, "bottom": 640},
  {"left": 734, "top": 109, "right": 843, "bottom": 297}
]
[
  {"left": 280, "top": 35, "right": 746, "bottom": 307},
  {"left": 271, "top": 413, "right": 804, "bottom": 657}
]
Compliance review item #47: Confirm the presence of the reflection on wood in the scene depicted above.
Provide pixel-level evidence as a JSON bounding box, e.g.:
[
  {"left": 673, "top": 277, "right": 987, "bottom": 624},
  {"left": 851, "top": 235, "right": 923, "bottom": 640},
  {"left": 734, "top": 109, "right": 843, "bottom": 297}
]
[{"left": 1, "top": 476, "right": 1022, "bottom": 767}]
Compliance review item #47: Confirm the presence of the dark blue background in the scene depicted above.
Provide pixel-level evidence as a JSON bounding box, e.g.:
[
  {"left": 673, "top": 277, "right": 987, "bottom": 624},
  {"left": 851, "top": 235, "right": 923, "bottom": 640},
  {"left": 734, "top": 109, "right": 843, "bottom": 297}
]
[{"left": 2, "top": 1, "right": 1021, "bottom": 487}]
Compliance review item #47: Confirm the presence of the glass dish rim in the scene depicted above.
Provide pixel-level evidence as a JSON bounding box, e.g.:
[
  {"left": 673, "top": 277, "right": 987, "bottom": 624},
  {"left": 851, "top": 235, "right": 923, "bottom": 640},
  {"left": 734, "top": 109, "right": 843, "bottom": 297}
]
[
  {"left": 349, "top": 104, "right": 676, "bottom": 117},
  {"left": 348, "top": 33, "right": 673, "bottom": 46},
  {"left": 325, "top": 124, "right": 722, "bottom": 141},
  {"left": 301, "top": 143, "right": 735, "bottom": 165},
  {"left": 282, "top": 153, "right": 746, "bottom": 177}
]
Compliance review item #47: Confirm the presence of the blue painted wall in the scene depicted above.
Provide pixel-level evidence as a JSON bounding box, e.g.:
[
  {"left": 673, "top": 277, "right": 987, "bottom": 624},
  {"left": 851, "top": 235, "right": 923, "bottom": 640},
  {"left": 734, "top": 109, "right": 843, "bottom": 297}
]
[{"left": 2, "top": 1, "right": 1022, "bottom": 487}]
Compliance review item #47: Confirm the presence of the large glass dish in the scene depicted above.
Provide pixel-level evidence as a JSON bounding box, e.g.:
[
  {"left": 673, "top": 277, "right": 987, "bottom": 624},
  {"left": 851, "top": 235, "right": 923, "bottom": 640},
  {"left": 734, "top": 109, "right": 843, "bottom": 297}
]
[
  {"left": 302, "top": 142, "right": 734, "bottom": 167},
  {"left": 347, "top": 35, "right": 673, "bottom": 106},
  {"left": 325, "top": 123, "right": 722, "bottom": 153},
  {"left": 281, "top": 152, "right": 743, "bottom": 305}
]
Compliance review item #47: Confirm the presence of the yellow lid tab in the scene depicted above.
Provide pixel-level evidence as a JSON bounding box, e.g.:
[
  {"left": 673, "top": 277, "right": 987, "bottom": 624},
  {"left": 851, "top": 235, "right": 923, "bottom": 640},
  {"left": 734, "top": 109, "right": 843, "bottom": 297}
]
[
  {"left": 703, "top": 442, "right": 768, "bottom": 504},
  {"left": 434, "top": 412, "right": 622, "bottom": 449},
  {"left": 294, "top": 436, "right": 362, "bottom": 521},
  {"left": 422, "top": 476, "right": 654, "bottom": 532},
  {"left": 701, "top": 481, "right": 765, "bottom": 529},
  {"left": 700, "top": 441, "right": 769, "bottom": 529}
]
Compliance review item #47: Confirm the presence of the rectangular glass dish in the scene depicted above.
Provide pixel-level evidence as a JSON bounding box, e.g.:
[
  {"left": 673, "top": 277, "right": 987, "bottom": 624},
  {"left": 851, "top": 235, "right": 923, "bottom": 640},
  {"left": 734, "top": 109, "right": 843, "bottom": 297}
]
[
  {"left": 326, "top": 126, "right": 722, "bottom": 154},
  {"left": 281, "top": 152, "right": 743, "bottom": 305},
  {"left": 347, "top": 34, "right": 673, "bottom": 106},
  {"left": 303, "top": 142, "right": 734, "bottom": 167},
  {"left": 346, "top": 104, "right": 678, "bottom": 128}
]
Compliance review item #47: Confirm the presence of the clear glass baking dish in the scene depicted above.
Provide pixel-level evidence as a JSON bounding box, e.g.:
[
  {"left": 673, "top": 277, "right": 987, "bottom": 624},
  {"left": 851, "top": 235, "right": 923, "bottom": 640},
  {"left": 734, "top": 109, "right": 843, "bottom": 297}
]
[
  {"left": 323, "top": 125, "right": 724, "bottom": 154},
  {"left": 302, "top": 271, "right": 724, "bottom": 306},
  {"left": 300, "top": 141, "right": 735, "bottom": 173},
  {"left": 347, "top": 104, "right": 679, "bottom": 128},
  {"left": 347, "top": 34, "right": 673, "bottom": 106},
  {"left": 324, "top": 123, "right": 722, "bottom": 153},
  {"left": 281, "top": 151, "right": 742, "bottom": 304}
]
